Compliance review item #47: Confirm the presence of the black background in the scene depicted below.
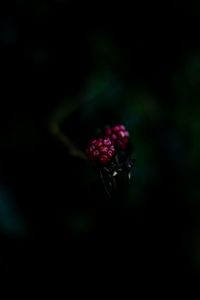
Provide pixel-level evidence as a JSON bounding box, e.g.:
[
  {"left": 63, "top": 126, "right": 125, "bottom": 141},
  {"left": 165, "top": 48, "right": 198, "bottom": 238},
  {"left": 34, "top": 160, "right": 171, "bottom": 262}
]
[{"left": 0, "top": 1, "right": 200, "bottom": 284}]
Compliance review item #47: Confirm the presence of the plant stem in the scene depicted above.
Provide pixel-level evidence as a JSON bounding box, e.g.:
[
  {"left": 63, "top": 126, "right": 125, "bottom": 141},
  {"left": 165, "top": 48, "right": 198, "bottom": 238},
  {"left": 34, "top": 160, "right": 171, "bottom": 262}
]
[
  {"left": 99, "top": 169, "right": 111, "bottom": 198},
  {"left": 49, "top": 122, "right": 87, "bottom": 160}
]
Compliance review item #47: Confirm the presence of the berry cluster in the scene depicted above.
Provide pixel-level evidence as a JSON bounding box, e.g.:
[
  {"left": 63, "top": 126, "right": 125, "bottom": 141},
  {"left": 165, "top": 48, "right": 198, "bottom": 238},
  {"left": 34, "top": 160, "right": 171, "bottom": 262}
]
[
  {"left": 105, "top": 124, "right": 129, "bottom": 150},
  {"left": 86, "top": 124, "right": 130, "bottom": 165},
  {"left": 86, "top": 137, "right": 115, "bottom": 164}
]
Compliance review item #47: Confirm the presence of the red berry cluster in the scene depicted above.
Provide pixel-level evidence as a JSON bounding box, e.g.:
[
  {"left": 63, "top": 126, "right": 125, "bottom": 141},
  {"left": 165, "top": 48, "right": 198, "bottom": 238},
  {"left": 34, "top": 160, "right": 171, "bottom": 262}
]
[
  {"left": 105, "top": 124, "right": 129, "bottom": 150},
  {"left": 86, "top": 137, "right": 115, "bottom": 164},
  {"left": 86, "top": 124, "right": 130, "bottom": 165}
]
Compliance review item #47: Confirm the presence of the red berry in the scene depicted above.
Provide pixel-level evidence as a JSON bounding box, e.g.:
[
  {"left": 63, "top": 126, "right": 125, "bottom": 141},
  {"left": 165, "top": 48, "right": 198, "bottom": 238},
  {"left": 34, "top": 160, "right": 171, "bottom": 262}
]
[
  {"left": 118, "top": 131, "right": 125, "bottom": 138},
  {"left": 86, "top": 137, "right": 115, "bottom": 164},
  {"left": 93, "top": 150, "right": 99, "bottom": 157},
  {"left": 99, "top": 146, "right": 108, "bottom": 153},
  {"left": 111, "top": 133, "right": 117, "bottom": 140},
  {"left": 103, "top": 138, "right": 112, "bottom": 146},
  {"left": 99, "top": 155, "right": 108, "bottom": 164},
  {"left": 107, "top": 150, "right": 114, "bottom": 158},
  {"left": 105, "top": 124, "right": 129, "bottom": 150}
]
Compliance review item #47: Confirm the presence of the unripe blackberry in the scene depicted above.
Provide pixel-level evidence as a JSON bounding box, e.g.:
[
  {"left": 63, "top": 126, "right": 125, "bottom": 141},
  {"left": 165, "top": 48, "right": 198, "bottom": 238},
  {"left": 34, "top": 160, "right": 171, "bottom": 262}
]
[
  {"left": 105, "top": 124, "right": 129, "bottom": 150},
  {"left": 86, "top": 137, "right": 115, "bottom": 164}
]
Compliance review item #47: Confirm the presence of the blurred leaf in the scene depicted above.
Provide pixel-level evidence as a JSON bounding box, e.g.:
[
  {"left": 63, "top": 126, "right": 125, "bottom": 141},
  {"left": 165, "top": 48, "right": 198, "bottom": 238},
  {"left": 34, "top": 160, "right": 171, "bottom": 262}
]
[
  {"left": 122, "top": 87, "right": 160, "bottom": 130},
  {"left": 176, "top": 105, "right": 200, "bottom": 167},
  {"left": 0, "top": 184, "right": 26, "bottom": 237},
  {"left": 185, "top": 54, "right": 200, "bottom": 91},
  {"left": 173, "top": 52, "right": 200, "bottom": 100},
  {"left": 90, "top": 33, "right": 122, "bottom": 70}
]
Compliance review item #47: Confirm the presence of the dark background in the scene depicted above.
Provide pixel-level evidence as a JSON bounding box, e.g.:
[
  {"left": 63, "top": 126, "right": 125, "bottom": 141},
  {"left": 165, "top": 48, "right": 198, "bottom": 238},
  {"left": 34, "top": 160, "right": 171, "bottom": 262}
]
[{"left": 0, "top": 1, "right": 200, "bottom": 282}]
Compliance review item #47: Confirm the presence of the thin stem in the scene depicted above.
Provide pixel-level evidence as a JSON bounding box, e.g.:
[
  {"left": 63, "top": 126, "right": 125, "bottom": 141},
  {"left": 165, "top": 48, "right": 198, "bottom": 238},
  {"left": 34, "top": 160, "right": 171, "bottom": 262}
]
[
  {"left": 99, "top": 169, "right": 111, "bottom": 198},
  {"left": 49, "top": 122, "right": 87, "bottom": 160},
  {"left": 112, "top": 176, "right": 117, "bottom": 190}
]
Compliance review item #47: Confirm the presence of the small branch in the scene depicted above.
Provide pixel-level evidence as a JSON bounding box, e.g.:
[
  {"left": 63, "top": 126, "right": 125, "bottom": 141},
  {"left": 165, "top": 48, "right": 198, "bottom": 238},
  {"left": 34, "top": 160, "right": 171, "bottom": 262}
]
[{"left": 49, "top": 122, "right": 87, "bottom": 160}]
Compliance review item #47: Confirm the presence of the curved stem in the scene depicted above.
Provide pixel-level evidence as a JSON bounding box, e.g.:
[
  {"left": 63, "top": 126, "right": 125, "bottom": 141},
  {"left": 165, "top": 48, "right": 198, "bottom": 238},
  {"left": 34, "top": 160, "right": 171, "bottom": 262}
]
[{"left": 49, "top": 122, "right": 87, "bottom": 160}]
